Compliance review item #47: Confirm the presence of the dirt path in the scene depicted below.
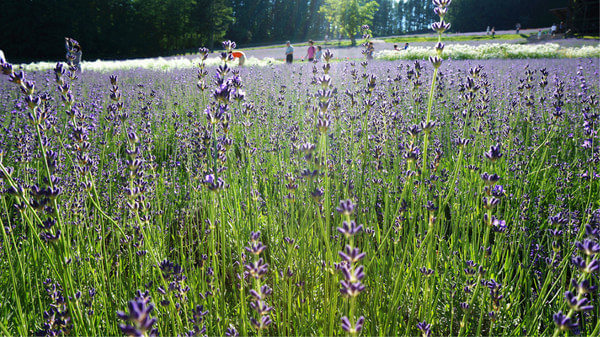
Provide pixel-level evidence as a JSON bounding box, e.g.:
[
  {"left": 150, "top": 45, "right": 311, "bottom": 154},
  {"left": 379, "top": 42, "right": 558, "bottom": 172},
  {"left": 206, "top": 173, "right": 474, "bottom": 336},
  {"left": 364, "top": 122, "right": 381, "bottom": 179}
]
[{"left": 169, "top": 28, "right": 598, "bottom": 63}]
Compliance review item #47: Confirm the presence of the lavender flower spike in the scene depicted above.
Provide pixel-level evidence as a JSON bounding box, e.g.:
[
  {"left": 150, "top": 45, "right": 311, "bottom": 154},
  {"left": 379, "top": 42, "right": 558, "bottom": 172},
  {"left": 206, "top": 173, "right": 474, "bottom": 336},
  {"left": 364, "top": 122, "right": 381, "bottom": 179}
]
[
  {"left": 417, "top": 320, "right": 432, "bottom": 337},
  {"left": 336, "top": 199, "right": 356, "bottom": 216},
  {"left": 431, "top": 20, "right": 451, "bottom": 34},
  {"left": 117, "top": 291, "right": 158, "bottom": 337},
  {"left": 553, "top": 311, "right": 578, "bottom": 332},
  {"left": 341, "top": 316, "right": 365, "bottom": 334},
  {"left": 575, "top": 239, "right": 600, "bottom": 256},
  {"left": 337, "top": 220, "right": 363, "bottom": 238}
]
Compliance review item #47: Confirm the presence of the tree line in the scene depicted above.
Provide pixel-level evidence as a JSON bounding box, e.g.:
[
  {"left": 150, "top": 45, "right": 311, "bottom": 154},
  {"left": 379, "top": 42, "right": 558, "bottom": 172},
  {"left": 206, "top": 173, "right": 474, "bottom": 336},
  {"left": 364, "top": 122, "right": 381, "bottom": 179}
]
[{"left": 0, "top": 0, "right": 564, "bottom": 62}]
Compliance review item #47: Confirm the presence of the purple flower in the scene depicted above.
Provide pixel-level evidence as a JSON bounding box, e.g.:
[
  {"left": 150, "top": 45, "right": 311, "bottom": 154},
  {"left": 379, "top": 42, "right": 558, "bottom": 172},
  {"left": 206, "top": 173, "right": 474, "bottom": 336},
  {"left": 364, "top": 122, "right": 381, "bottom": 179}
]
[
  {"left": 338, "top": 245, "right": 366, "bottom": 264},
  {"left": 553, "top": 311, "right": 578, "bottom": 332},
  {"left": 419, "top": 267, "right": 435, "bottom": 276},
  {"left": 40, "top": 230, "right": 61, "bottom": 243},
  {"left": 416, "top": 320, "right": 432, "bottom": 337},
  {"left": 482, "top": 196, "right": 500, "bottom": 209},
  {"left": 490, "top": 185, "right": 505, "bottom": 197},
  {"left": 1, "top": 61, "right": 13, "bottom": 75},
  {"left": 116, "top": 291, "right": 158, "bottom": 337},
  {"left": 249, "top": 285, "right": 272, "bottom": 300},
  {"left": 434, "top": 6, "right": 448, "bottom": 17},
  {"left": 213, "top": 83, "right": 232, "bottom": 103},
  {"left": 429, "top": 55, "right": 443, "bottom": 68},
  {"left": 339, "top": 279, "right": 366, "bottom": 297},
  {"left": 198, "top": 47, "right": 210, "bottom": 59},
  {"left": 222, "top": 40, "right": 237, "bottom": 52},
  {"left": 341, "top": 316, "right": 365, "bottom": 333},
  {"left": 575, "top": 239, "right": 600, "bottom": 256},
  {"left": 433, "top": 0, "right": 452, "bottom": 7},
  {"left": 249, "top": 315, "right": 272, "bottom": 330},
  {"left": 564, "top": 291, "right": 594, "bottom": 312},
  {"left": 435, "top": 42, "right": 445, "bottom": 53},
  {"left": 323, "top": 49, "right": 334, "bottom": 63},
  {"left": 204, "top": 174, "right": 226, "bottom": 191},
  {"left": 431, "top": 20, "right": 451, "bottom": 34},
  {"left": 244, "top": 258, "right": 269, "bottom": 279},
  {"left": 584, "top": 259, "right": 598, "bottom": 273},
  {"left": 336, "top": 199, "right": 356, "bottom": 216},
  {"left": 249, "top": 300, "right": 273, "bottom": 316},
  {"left": 308, "top": 187, "right": 324, "bottom": 202},
  {"left": 245, "top": 241, "right": 267, "bottom": 256},
  {"left": 481, "top": 172, "right": 501, "bottom": 185},
  {"left": 225, "top": 325, "right": 239, "bottom": 337},
  {"left": 484, "top": 143, "right": 503, "bottom": 162},
  {"left": 340, "top": 264, "right": 366, "bottom": 283},
  {"left": 572, "top": 256, "right": 586, "bottom": 271},
  {"left": 487, "top": 279, "right": 504, "bottom": 308},
  {"left": 245, "top": 230, "right": 273, "bottom": 331},
  {"left": 337, "top": 220, "right": 363, "bottom": 238}
]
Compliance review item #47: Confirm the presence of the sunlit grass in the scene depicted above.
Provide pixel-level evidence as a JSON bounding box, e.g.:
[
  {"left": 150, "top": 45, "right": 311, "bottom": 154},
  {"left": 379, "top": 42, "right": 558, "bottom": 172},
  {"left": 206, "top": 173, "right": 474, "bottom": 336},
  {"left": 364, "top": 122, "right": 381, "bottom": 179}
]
[{"left": 385, "top": 33, "right": 526, "bottom": 43}]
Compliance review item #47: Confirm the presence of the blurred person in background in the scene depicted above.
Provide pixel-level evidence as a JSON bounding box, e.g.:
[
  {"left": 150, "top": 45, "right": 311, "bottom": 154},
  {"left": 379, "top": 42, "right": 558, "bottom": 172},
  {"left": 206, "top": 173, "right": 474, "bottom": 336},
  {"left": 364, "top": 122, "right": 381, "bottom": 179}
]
[
  {"left": 315, "top": 45, "right": 323, "bottom": 62},
  {"left": 304, "top": 40, "right": 316, "bottom": 62},
  {"left": 285, "top": 41, "right": 294, "bottom": 64}
]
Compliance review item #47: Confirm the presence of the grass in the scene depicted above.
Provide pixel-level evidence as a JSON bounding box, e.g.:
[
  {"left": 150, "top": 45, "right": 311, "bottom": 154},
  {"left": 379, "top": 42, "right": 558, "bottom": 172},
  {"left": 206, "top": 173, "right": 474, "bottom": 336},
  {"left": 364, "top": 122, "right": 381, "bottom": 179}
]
[
  {"left": 384, "top": 33, "right": 526, "bottom": 43},
  {"left": 0, "top": 32, "right": 598, "bottom": 337}
]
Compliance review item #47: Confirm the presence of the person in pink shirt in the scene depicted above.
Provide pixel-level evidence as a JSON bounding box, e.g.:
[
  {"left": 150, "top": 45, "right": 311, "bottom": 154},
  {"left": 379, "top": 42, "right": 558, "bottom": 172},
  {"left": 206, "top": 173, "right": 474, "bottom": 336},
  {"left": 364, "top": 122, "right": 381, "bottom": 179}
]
[{"left": 304, "top": 40, "right": 316, "bottom": 62}]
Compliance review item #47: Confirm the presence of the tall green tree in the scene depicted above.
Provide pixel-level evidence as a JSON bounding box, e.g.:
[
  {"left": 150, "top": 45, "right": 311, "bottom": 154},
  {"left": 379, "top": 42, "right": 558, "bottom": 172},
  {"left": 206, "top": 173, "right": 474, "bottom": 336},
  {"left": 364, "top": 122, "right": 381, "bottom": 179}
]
[
  {"left": 319, "top": 0, "right": 379, "bottom": 45},
  {"left": 193, "top": 0, "right": 233, "bottom": 50},
  {"left": 372, "top": 0, "right": 395, "bottom": 36}
]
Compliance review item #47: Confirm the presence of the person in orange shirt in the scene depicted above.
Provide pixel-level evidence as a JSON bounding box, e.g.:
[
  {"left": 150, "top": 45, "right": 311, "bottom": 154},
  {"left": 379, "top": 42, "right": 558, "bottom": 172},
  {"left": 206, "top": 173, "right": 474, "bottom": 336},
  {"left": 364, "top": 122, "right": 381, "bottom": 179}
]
[{"left": 231, "top": 50, "right": 246, "bottom": 66}]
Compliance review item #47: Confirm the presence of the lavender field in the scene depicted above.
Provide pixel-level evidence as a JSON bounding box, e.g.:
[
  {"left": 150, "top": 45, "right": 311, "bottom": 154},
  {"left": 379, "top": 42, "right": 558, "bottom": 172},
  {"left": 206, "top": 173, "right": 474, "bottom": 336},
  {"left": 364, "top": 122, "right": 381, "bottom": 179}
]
[{"left": 1, "top": 41, "right": 599, "bottom": 337}]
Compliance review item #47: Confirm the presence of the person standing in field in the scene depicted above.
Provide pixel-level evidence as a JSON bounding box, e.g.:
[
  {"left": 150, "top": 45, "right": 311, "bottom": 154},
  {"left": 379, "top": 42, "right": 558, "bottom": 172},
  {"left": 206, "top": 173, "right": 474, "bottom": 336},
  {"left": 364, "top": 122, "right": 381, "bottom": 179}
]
[
  {"left": 231, "top": 50, "right": 246, "bottom": 66},
  {"left": 73, "top": 43, "right": 82, "bottom": 72},
  {"left": 285, "top": 41, "right": 294, "bottom": 64},
  {"left": 0, "top": 49, "right": 5, "bottom": 63},
  {"left": 491, "top": 27, "right": 495, "bottom": 38},
  {"left": 304, "top": 40, "right": 316, "bottom": 62},
  {"left": 366, "top": 41, "right": 374, "bottom": 60},
  {"left": 315, "top": 45, "right": 323, "bottom": 62},
  {"left": 516, "top": 23, "right": 521, "bottom": 34}
]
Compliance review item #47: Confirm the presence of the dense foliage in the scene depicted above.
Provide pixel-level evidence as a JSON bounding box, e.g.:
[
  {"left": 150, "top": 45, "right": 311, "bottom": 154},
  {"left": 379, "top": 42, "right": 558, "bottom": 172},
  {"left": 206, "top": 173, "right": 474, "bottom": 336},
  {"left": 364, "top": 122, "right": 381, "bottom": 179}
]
[
  {"left": 0, "top": 0, "right": 233, "bottom": 61},
  {"left": 0, "top": 0, "right": 568, "bottom": 62},
  {"left": 446, "top": 0, "right": 567, "bottom": 33},
  {"left": 319, "top": 0, "right": 380, "bottom": 46}
]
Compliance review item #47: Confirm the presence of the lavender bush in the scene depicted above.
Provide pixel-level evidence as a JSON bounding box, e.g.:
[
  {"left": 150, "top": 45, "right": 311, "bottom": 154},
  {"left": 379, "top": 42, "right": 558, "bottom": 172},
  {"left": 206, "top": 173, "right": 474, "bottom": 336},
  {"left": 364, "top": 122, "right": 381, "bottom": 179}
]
[{"left": 0, "top": 8, "right": 598, "bottom": 337}]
